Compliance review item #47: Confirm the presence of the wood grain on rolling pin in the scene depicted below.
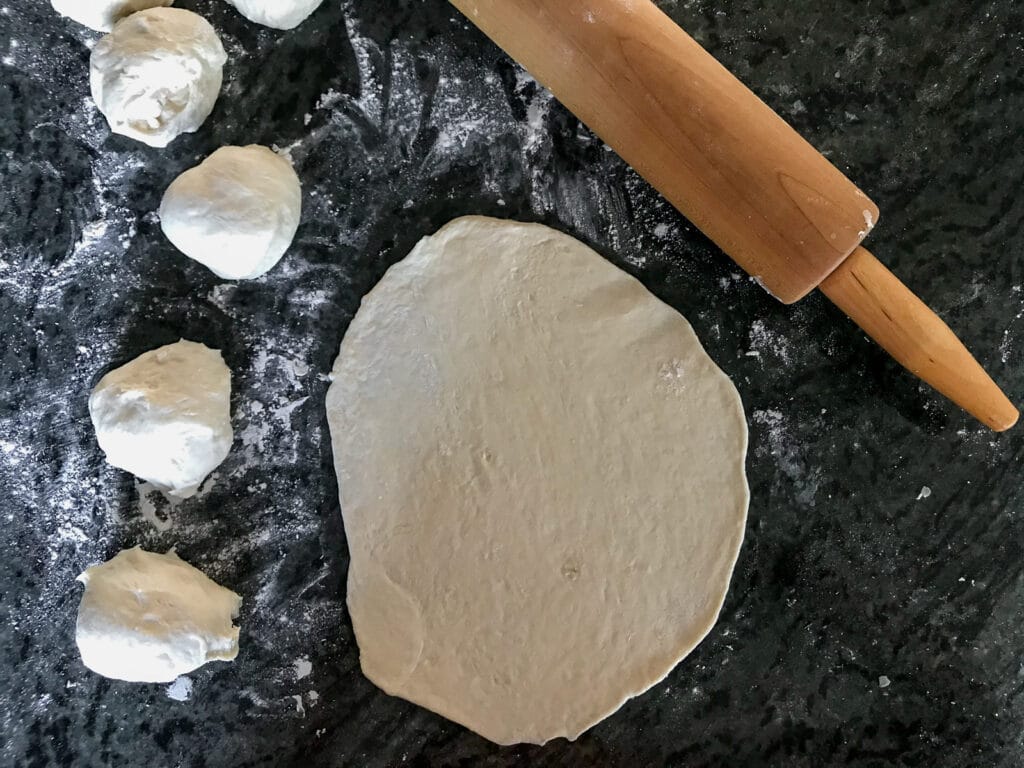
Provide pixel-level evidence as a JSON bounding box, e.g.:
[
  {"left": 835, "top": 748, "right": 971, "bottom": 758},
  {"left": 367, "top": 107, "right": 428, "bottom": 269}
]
[
  {"left": 450, "top": 0, "right": 880, "bottom": 303},
  {"left": 821, "top": 248, "right": 1020, "bottom": 432}
]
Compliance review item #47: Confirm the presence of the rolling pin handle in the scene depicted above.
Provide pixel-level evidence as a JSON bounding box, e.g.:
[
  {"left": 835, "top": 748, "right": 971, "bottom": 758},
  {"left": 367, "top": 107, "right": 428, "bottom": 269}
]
[{"left": 819, "top": 247, "right": 1019, "bottom": 432}]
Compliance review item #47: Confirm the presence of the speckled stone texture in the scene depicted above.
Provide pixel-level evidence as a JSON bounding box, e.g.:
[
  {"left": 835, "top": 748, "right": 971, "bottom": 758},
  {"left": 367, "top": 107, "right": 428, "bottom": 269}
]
[{"left": 1, "top": 1, "right": 1022, "bottom": 766}]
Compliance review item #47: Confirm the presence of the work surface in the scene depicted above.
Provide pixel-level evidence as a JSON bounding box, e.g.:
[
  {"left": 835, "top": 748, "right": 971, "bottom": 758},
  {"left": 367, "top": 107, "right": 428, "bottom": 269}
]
[{"left": 2, "top": 1, "right": 1023, "bottom": 766}]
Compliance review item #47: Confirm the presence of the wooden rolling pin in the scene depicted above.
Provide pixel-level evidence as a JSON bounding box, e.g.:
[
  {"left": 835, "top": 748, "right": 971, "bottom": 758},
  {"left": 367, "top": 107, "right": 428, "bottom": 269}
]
[{"left": 450, "top": 0, "right": 1019, "bottom": 431}]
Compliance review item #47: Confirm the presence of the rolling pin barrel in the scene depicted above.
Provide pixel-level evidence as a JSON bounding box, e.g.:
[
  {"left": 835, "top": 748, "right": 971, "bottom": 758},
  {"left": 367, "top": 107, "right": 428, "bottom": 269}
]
[{"left": 450, "top": 0, "right": 879, "bottom": 304}]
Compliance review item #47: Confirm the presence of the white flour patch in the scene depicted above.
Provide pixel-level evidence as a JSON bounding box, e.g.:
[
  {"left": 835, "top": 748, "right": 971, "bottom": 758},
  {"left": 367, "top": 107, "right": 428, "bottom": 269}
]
[
  {"left": 518, "top": 70, "right": 555, "bottom": 153},
  {"left": 166, "top": 676, "right": 193, "bottom": 702},
  {"left": 207, "top": 284, "right": 238, "bottom": 312},
  {"left": 997, "top": 285, "right": 1024, "bottom": 363},
  {"left": 293, "top": 657, "right": 313, "bottom": 680},
  {"left": 657, "top": 359, "right": 688, "bottom": 395},
  {"left": 238, "top": 402, "right": 272, "bottom": 455},
  {"left": 243, "top": 691, "right": 270, "bottom": 709},
  {"left": 232, "top": 348, "right": 315, "bottom": 470}
]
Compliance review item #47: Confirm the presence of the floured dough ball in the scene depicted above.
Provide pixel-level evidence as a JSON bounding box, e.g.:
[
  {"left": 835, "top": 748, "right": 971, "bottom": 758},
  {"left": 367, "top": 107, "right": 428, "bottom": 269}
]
[
  {"left": 76, "top": 547, "right": 242, "bottom": 683},
  {"left": 89, "top": 339, "right": 233, "bottom": 498},
  {"left": 223, "top": 0, "right": 324, "bottom": 29},
  {"left": 90, "top": 8, "right": 226, "bottom": 148},
  {"left": 51, "top": 0, "right": 174, "bottom": 32},
  {"left": 160, "top": 145, "right": 302, "bottom": 280}
]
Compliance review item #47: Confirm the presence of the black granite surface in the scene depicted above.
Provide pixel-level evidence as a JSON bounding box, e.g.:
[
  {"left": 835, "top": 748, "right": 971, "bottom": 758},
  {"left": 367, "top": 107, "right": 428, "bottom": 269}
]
[{"left": 2, "top": 0, "right": 1023, "bottom": 766}]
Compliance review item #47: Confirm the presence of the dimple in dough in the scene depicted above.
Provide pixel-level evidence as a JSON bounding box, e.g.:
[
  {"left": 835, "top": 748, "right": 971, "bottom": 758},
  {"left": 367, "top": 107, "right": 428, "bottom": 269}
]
[
  {"left": 89, "top": 8, "right": 226, "bottom": 148},
  {"left": 326, "top": 216, "right": 749, "bottom": 745},
  {"left": 75, "top": 547, "right": 242, "bottom": 683}
]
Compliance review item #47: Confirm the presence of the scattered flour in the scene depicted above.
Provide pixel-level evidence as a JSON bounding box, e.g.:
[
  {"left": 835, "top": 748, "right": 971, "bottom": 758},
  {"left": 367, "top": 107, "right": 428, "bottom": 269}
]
[
  {"left": 748, "top": 319, "right": 793, "bottom": 364},
  {"left": 752, "top": 408, "right": 820, "bottom": 507}
]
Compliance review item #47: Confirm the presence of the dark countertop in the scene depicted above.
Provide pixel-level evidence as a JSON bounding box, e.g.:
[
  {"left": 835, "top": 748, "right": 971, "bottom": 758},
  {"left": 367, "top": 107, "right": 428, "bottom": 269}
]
[{"left": 2, "top": 1, "right": 1023, "bottom": 766}]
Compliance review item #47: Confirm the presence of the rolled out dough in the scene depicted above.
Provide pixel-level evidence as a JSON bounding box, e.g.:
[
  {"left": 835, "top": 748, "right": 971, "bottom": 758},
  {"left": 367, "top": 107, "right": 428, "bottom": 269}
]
[{"left": 327, "top": 217, "right": 749, "bottom": 745}]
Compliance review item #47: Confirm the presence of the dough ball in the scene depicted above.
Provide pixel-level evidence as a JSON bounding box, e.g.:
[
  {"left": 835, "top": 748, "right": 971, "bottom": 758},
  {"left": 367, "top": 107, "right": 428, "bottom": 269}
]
[
  {"left": 327, "top": 217, "right": 749, "bottom": 745},
  {"left": 160, "top": 145, "right": 302, "bottom": 280},
  {"left": 89, "top": 8, "right": 226, "bottom": 148},
  {"left": 223, "top": 0, "right": 324, "bottom": 30},
  {"left": 51, "top": 0, "right": 173, "bottom": 32},
  {"left": 76, "top": 547, "right": 242, "bottom": 683},
  {"left": 89, "top": 339, "right": 233, "bottom": 498}
]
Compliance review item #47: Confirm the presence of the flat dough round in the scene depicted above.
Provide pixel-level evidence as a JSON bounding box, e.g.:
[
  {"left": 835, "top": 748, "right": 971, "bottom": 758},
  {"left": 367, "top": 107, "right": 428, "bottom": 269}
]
[{"left": 327, "top": 216, "right": 748, "bottom": 745}]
